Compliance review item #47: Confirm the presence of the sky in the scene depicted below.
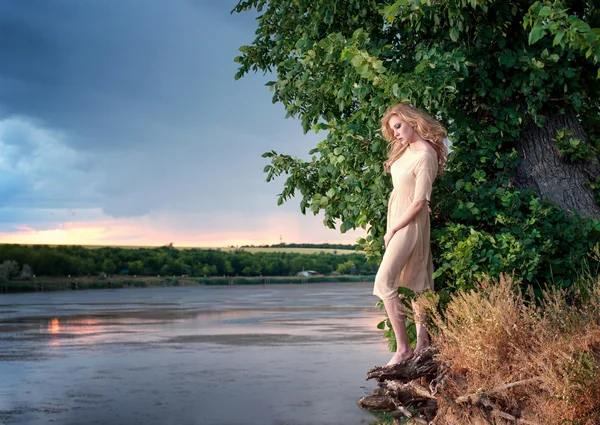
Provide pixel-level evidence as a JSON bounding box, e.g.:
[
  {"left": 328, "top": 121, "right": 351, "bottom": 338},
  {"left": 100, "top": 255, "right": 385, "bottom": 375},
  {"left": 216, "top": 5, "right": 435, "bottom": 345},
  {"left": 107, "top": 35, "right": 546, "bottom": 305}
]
[{"left": 0, "top": 0, "right": 365, "bottom": 247}]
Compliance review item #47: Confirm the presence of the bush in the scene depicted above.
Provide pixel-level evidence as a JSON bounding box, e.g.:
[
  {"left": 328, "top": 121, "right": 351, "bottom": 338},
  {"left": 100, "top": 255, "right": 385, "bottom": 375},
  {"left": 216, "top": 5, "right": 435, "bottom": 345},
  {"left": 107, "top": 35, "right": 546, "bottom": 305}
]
[{"left": 418, "top": 274, "right": 600, "bottom": 425}]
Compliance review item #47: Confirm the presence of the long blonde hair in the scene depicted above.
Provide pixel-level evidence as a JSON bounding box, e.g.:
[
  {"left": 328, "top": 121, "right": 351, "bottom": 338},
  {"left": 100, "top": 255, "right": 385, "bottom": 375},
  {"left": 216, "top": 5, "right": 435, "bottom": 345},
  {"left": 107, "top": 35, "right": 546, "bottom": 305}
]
[{"left": 381, "top": 104, "right": 448, "bottom": 174}]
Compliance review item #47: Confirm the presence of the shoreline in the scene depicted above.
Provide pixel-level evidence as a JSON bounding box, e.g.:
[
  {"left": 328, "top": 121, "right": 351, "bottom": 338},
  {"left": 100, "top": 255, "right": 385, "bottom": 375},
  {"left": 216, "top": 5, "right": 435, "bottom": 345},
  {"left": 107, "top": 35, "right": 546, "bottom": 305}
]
[{"left": 0, "top": 275, "right": 375, "bottom": 294}]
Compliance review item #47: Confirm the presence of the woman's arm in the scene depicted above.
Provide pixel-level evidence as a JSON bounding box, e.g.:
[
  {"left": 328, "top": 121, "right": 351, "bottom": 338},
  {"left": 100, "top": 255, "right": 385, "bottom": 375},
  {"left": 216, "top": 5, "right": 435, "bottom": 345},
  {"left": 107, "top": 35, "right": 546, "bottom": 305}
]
[
  {"left": 384, "top": 154, "right": 437, "bottom": 249},
  {"left": 384, "top": 200, "right": 428, "bottom": 248}
]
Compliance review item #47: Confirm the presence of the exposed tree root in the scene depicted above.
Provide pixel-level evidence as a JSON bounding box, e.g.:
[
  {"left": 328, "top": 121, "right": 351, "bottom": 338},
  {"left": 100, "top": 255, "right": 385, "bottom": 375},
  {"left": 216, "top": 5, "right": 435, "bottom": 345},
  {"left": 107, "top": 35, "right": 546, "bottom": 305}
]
[{"left": 358, "top": 347, "right": 540, "bottom": 424}]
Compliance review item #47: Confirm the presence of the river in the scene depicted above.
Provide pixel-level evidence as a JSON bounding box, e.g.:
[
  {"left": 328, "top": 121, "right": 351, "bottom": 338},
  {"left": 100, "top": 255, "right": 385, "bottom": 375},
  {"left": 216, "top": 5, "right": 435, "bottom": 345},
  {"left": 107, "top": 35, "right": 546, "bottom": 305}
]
[{"left": 0, "top": 282, "right": 391, "bottom": 425}]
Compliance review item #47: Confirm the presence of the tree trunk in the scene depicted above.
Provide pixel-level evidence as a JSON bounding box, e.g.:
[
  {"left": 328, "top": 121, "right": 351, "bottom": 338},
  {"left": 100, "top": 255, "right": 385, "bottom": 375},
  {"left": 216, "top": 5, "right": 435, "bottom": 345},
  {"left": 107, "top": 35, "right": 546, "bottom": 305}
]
[{"left": 513, "top": 112, "right": 600, "bottom": 219}]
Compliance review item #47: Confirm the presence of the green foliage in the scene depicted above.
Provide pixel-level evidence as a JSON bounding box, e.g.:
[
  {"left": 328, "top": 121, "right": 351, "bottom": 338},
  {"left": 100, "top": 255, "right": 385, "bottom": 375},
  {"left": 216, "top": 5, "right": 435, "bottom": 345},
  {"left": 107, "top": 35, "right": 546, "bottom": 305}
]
[
  {"left": 525, "top": 1, "right": 600, "bottom": 77},
  {"left": 0, "top": 244, "right": 378, "bottom": 277},
  {"left": 234, "top": 0, "right": 600, "bottom": 294},
  {"left": 553, "top": 128, "right": 595, "bottom": 161},
  {"left": 336, "top": 259, "right": 356, "bottom": 274},
  {"left": 589, "top": 175, "right": 600, "bottom": 205},
  {"left": 245, "top": 242, "right": 359, "bottom": 250},
  {"left": 0, "top": 260, "right": 20, "bottom": 282}
]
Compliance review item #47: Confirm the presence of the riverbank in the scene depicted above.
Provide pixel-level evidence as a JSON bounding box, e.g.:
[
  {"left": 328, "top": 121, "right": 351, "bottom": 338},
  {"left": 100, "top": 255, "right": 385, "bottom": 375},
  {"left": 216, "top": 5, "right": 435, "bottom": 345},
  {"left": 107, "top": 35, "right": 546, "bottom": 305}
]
[{"left": 0, "top": 274, "right": 375, "bottom": 293}]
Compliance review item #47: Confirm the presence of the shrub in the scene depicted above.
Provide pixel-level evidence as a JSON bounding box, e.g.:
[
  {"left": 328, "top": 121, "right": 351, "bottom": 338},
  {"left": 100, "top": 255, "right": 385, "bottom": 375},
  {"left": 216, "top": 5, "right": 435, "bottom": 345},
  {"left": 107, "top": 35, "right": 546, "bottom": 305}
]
[{"left": 418, "top": 274, "right": 600, "bottom": 425}]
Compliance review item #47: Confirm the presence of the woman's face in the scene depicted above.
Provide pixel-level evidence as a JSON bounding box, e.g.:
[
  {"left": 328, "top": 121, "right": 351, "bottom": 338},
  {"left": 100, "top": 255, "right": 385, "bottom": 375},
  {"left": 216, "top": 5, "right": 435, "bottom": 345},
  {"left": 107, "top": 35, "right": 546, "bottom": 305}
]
[{"left": 388, "top": 115, "right": 414, "bottom": 144}]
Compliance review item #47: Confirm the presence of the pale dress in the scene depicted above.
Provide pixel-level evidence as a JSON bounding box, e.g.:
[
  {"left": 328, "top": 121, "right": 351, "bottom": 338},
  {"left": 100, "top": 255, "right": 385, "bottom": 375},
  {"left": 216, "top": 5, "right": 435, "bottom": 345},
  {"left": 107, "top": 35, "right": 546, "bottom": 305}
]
[{"left": 373, "top": 148, "right": 438, "bottom": 300}]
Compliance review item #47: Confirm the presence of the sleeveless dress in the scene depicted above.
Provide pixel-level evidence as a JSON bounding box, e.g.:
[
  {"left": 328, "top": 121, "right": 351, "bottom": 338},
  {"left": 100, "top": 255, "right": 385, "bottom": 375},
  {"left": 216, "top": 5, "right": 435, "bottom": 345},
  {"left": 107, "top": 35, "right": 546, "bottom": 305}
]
[{"left": 373, "top": 148, "right": 438, "bottom": 300}]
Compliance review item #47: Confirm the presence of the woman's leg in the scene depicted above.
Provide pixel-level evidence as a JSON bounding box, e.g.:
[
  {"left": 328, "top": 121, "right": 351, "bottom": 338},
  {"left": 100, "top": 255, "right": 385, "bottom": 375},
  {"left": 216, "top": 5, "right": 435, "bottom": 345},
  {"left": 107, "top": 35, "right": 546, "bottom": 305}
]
[
  {"left": 372, "top": 227, "right": 419, "bottom": 366},
  {"left": 412, "top": 300, "right": 430, "bottom": 354},
  {"left": 383, "top": 295, "right": 413, "bottom": 366}
]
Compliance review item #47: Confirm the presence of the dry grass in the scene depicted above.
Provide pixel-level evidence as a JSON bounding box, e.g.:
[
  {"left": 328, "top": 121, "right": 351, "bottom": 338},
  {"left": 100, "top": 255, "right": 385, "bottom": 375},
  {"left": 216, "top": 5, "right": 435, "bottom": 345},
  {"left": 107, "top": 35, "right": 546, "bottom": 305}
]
[{"left": 418, "top": 274, "right": 600, "bottom": 425}]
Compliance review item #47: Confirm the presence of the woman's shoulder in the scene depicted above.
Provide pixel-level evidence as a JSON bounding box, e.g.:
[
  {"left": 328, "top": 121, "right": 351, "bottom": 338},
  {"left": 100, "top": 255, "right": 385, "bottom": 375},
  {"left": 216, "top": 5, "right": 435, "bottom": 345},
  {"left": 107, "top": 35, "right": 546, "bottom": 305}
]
[
  {"left": 413, "top": 148, "right": 438, "bottom": 164},
  {"left": 410, "top": 141, "right": 436, "bottom": 155}
]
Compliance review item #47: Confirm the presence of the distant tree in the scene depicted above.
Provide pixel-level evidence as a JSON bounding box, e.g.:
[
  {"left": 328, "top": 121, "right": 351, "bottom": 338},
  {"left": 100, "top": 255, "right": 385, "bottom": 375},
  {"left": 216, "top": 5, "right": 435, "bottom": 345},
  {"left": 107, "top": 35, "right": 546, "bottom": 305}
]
[
  {"left": 0, "top": 244, "right": 378, "bottom": 279},
  {"left": 102, "top": 259, "right": 117, "bottom": 275},
  {"left": 128, "top": 260, "right": 144, "bottom": 275},
  {"left": 337, "top": 260, "right": 355, "bottom": 275},
  {"left": 20, "top": 264, "right": 33, "bottom": 280},
  {"left": 0, "top": 260, "right": 19, "bottom": 281},
  {"left": 200, "top": 264, "right": 218, "bottom": 276},
  {"left": 223, "top": 260, "right": 234, "bottom": 276}
]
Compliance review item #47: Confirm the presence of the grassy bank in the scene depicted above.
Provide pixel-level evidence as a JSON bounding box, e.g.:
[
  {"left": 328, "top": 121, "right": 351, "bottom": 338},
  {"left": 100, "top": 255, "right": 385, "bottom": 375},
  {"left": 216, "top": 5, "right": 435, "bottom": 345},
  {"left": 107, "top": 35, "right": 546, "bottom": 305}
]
[{"left": 0, "top": 274, "right": 375, "bottom": 294}]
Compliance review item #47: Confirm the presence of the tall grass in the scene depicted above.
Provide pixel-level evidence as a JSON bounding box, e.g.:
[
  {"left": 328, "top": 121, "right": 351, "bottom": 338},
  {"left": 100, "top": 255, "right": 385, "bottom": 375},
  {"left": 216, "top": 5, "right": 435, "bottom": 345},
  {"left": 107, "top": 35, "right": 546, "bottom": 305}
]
[{"left": 418, "top": 274, "right": 600, "bottom": 425}]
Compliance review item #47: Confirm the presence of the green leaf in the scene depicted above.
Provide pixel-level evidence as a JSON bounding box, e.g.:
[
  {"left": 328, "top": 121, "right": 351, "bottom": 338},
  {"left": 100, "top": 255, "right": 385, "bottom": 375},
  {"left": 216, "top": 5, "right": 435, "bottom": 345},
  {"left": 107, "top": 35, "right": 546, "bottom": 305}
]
[
  {"left": 449, "top": 28, "right": 459, "bottom": 42},
  {"left": 538, "top": 6, "right": 553, "bottom": 17},
  {"left": 529, "top": 26, "right": 546, "bottom": 45},
  {"left": 553, "top": 31, "right": 565, "bottom": 47}
]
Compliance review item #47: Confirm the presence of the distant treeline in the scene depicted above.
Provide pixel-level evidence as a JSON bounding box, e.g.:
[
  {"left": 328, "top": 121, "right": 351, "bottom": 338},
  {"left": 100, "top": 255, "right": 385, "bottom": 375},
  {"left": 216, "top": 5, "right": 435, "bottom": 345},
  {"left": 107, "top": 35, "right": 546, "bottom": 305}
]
[
  {"left": 0, "top": 244, "right": 377, "bottom": 278},
  {"left": 240, "top": 243, "right": 359, "bottom": 250}
]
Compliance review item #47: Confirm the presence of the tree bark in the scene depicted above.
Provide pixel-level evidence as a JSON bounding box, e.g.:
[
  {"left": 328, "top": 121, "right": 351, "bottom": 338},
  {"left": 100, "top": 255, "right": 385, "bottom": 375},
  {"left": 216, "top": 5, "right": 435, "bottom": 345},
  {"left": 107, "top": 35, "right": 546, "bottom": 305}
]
[
  {"left": 513, "top": 112, "right": 600, "bottom": 219},
  {"left": 365, "top": 348, "right": 438, "bottom": 382},
  {"left": 359, "top": 347, "right": 542, "bottom": 424}
]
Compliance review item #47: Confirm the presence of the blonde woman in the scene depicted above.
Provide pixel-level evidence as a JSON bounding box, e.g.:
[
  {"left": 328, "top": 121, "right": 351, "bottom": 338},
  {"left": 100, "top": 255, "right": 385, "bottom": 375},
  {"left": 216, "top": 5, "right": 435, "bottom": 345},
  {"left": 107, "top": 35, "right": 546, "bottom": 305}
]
[{"left": 373, "top": 104, "right": 448, "bottom": 366}]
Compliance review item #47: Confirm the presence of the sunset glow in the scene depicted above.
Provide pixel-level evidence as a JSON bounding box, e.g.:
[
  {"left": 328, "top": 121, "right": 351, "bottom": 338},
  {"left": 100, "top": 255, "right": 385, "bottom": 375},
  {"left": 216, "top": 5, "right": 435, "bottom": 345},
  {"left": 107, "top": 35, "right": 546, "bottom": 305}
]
[{"left": 0, "top": 214, "right": 363, "bottom": 248}]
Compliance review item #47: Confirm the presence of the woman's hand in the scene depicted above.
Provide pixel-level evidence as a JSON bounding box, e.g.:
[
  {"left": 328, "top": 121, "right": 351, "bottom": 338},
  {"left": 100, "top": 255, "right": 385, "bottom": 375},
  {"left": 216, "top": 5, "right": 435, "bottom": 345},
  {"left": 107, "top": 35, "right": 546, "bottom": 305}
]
[{"left": 384, "top": 231, "right": 396, "bottom": 249}]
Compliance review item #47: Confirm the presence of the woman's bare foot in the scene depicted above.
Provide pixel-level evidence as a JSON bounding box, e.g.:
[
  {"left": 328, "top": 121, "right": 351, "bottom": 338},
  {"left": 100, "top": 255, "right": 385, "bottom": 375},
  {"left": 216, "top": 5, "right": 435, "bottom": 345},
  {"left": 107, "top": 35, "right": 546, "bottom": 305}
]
[
  {"left": 414, "top": 340, "right": 430, "bottom": 355},
  {"left": 386, "top": 349, "right": 414, "bottom": 366}
]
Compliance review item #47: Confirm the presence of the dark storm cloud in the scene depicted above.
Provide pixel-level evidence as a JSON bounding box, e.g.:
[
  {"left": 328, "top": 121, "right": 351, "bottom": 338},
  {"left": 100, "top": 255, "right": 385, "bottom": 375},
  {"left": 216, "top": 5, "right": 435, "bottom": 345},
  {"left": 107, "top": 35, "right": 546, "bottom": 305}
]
[
  {"left": 0, "top": 0, "right": 281, "bottom": 148},
  {"left": 0, "top": 0, "right": 321, "bottom": 221}
]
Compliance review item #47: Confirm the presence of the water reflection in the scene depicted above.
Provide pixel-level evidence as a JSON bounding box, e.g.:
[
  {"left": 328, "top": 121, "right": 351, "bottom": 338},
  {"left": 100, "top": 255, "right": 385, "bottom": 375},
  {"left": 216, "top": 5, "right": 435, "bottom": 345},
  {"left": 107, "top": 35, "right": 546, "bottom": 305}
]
[
  {"left": 47, "top": 318, "right": 60, "bottom": 346},
  {"left": 48, "top": 318, "right": 60, "bottom": 334},
  {"left": 42, "top": 317, "right": 109, "bottom": 347},
  {"left": 1, "top": 283, "right": 387, "bottom": 425}
]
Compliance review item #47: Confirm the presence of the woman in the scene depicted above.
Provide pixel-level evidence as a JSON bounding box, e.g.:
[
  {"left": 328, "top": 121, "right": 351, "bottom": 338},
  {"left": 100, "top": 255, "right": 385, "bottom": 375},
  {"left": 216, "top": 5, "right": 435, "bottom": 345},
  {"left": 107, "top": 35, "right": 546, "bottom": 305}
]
[{"left": 373, "top": 104, "right": 447, "bottom": 366}]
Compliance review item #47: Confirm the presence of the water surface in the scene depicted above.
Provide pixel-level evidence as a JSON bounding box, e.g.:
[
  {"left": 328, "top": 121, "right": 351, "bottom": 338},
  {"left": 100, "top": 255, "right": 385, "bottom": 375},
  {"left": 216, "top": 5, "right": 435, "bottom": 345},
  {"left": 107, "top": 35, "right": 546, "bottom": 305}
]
[{"left": 0, "top": 282, "right": 391, "bottom": 425}]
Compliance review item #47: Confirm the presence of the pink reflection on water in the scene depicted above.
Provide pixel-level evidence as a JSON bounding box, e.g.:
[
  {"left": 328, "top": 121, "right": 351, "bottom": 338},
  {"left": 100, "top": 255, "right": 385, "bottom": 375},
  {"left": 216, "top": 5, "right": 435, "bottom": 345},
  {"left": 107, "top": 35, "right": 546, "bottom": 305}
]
[
  {"left": 43, "top": 317, "right": 107, "bottom": 347},
  {"left": 48, "top": 318, "right": 60, "bottom": 346}
]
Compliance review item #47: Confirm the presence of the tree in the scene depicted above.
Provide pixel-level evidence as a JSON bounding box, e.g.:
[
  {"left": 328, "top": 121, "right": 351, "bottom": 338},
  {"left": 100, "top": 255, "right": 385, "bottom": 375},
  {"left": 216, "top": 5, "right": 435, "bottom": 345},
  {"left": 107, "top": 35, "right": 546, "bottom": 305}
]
[
  {"left": 0, "top": 260, "right": 19, "bottom": 282},
  {"left": 337, "top": 260, "right": 356, "bottom": 275},
  {"left": 233, "top": 0, "right": 600, "bottom": 291},
  {"left": 128, "top": 260, "right": 144, "bottom": 275},
  {"left": 102, "top": 259, "right": 117, "bottom": 275},
  {"left": 20, "top": 264, "right": 33, "bottom": 280},
  {"left": 200, "top": 264, "right": 218, "bottom": 276},
  {"left": 223, "top": 260, "right": 234, "bottom": 276}
]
